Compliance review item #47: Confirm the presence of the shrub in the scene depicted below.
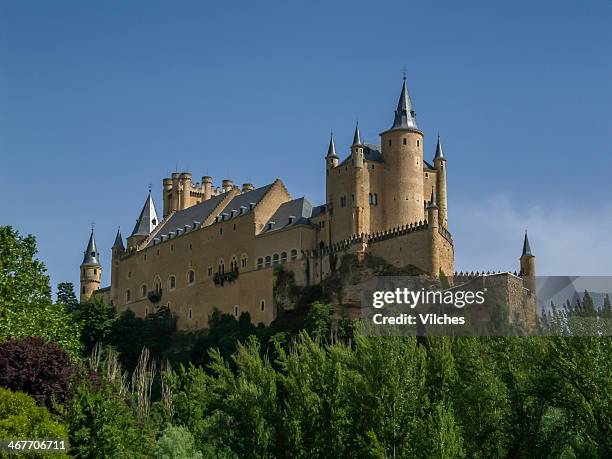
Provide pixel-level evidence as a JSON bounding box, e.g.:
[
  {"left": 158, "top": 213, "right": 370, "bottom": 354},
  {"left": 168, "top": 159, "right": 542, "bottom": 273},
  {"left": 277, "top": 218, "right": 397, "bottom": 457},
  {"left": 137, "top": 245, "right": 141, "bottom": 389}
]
[
  {"left": 154, "top": 425, "right": 203, "bottom": 459},
  {"left": 0, "top": 387, "right": 68, "bottom": 456},
  {"left": 0, "top": 337, "right": 78, "bottom": 409}
]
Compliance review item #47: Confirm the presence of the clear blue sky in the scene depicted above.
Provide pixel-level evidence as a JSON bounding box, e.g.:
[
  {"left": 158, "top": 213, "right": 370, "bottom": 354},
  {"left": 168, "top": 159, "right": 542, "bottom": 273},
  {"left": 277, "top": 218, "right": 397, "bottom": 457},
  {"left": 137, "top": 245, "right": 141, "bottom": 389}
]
[{"left": 1, "top": 0, "right": 611, "bottom": 296}]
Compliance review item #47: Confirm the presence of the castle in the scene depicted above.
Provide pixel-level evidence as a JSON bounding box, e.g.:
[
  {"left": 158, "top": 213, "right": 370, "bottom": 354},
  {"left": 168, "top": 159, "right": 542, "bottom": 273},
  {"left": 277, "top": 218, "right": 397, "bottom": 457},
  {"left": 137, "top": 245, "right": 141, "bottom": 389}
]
[{"left": 80, "top": 79, "right": 537, "bottom": 329}]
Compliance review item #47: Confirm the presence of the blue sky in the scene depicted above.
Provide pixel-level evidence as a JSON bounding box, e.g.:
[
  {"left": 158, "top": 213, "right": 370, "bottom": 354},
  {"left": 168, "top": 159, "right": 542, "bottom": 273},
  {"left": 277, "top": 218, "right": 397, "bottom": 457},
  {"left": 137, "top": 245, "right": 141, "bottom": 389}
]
[{"left": 1, "top": 1, "right": 611, "bottom": 295}]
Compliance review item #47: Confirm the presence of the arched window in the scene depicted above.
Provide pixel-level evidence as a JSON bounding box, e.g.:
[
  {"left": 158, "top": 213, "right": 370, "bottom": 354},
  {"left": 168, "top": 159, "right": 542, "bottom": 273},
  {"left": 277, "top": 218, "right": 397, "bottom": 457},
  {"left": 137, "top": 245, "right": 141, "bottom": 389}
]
[
  {"left": 218, "top": 259, "right": 225, "bottom": 274},
  {"left": 257, "top": 257, "right": 264, "bottom": 269},
  {"left": 141, "top": 284, "right": 147, "bottom": 298},
  {"left": 154, "top": 276, "right": 162, "bottom": 294},
  {"left": 168, "top": 275, "right": 176, "bottom": 290},
  {"left": 241, "top": 254, "right": 248, "bottom": 268},
  {"left": 281, "top": 251, "right": 287, "bottom": 263},
  {"left": 290, "top": 249, "right": 298, "bottom": 261},
  {"left": 187, "top": 270, "right": 195, "bottom": 286},
  {"left": 125, "top": 289, "right": 131, "bottom": 302},
  {"left": 264, "top": 256, "right": 271, "bottom": 267},
  {"left": 230, "top": 255, "right": 238, "bottom": 271},
  {"left": 272, "top": 253, "right": 280, "bottom": 265},
  {"left": 234, "top": 305, "right": 239, "bottom": 317}
]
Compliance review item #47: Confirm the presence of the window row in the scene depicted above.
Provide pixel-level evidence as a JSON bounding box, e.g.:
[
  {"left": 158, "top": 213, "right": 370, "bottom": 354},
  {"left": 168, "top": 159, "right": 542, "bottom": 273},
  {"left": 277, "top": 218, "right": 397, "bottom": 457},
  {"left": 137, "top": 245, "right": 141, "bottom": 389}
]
[
  {"left": 124, "top": 269, "right": 196, "bottom": 303},
  {"left": 256, "top": 249, "right": 298, "bottom": 269}
]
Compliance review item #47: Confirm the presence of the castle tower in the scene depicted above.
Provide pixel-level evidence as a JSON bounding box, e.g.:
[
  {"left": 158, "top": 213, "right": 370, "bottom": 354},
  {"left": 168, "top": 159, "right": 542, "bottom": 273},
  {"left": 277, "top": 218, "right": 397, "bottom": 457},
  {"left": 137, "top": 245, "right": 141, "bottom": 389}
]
[
  {"left": 433, "top": 135, "right": 448, "bottom": 228},
  {"left": 127, "top": 190, "right": 159, "bottom": 250},
  {"left": 380, "top": 78, "right": 425, "bottom": 230},
  {"left": 520, "top": 231, "right": 536, "bottom": 292},
  {"left": 202, "top": 176, "right": 213, "bottom": 200},
  {"left": 80, "top": 228, "right": 101, "bottom": 303},
  {"left": 351, "top": 123, "right": 368, "bottom": 235},
  {"left": 325, "top": 132, "right": 339, "bottom": 214},
  {"left": 426, "top": 187, "right": 441, "bottom": 276},
  {"left": 110, "top": 227, "right": 125, "bottom": 306}
]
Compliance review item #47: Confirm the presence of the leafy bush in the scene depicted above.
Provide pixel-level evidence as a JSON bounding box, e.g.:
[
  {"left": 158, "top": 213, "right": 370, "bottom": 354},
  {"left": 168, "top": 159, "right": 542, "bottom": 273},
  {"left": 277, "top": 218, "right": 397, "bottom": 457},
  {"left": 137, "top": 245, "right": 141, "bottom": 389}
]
[
  {"left": 154, "top": 425, "right": 203, "bottom": 459},
  {"left": 0, "top": 337, "right": 78, "bottom": 409},
  {"left": 0, "top": 387, "right": 69, "bottom": 457}
]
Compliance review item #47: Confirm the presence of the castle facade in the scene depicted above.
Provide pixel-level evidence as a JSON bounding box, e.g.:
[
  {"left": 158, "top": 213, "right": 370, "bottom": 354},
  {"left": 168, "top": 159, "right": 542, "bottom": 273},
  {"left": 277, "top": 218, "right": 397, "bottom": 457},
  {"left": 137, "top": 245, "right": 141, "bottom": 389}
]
[{"left": 80, "top": 79, "right": 536, "bottom": 329}]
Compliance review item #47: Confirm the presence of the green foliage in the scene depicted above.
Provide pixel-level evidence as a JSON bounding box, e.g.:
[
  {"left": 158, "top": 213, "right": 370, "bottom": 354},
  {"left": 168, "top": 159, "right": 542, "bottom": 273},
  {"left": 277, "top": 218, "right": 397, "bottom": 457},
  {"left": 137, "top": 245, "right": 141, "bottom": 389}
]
[
  {"left": 0, "top": 387, "right": 68, "bottom": 443},
  {"left": 72, "top": 296, "right": 116, "bottom": 354},
  {"left": 0, "top": 226, "right": 81, "bottom": 356},
  {"left": 56, "top": 282, "right": 78, "bottom": 312},
  {"left": 67, "top": 379, "right": 156, "bottom": 458},
  {"left": 305, "top": 301, "right": 332, "bottom": 341},
  {"left": 0, "top": 302, "right": 82, "bottom": 357},
  {"left": 154, "top": 425, "right": 203, "bottom": 459},
  {"left": 0, "top": 226, "right": 50, "bottom": 313}
]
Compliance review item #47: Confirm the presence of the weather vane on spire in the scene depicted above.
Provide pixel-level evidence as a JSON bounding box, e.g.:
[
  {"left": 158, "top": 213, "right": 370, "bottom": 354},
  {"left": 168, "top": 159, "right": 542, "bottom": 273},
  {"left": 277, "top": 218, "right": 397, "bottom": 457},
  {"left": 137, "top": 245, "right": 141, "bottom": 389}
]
[
  {"left": 148, "top": 183, "right": 152, "bottom": 193},
  {"left": 401, "top": 67, "right": 407, "bottom": 80}
]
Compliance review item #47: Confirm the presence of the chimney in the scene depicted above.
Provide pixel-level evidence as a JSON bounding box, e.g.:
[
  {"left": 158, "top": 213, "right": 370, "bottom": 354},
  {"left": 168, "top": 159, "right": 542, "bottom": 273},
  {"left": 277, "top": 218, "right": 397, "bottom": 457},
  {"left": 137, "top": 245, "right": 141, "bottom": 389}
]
[{"left": 242, "top": 183, "right": 254, "bottom": 192}]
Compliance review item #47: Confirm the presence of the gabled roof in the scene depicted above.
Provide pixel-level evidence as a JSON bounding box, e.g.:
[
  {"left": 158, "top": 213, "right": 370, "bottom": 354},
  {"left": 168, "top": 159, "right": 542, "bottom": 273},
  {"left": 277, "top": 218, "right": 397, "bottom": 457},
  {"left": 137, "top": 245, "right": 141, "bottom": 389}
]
[
  {"left": 262, "top": 197, "right": 313, "bottom": 233},
  {"left": 82, "top": 230, "right": 100, "bottom": 267},
  {"left": 131, "top": 193, "right": 159, "bottom": 237},
  {"left": 145, "top": 183, "right": 274, "bottom": 248}
]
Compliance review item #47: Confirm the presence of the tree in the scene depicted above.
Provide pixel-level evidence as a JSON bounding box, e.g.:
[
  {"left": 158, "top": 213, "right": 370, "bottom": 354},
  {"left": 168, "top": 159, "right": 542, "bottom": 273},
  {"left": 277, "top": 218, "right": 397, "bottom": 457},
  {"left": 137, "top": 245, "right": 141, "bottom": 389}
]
[
  {"left": 305, "top": 302, "right": 332, "bottom": 342},
  {"left": 0, "top": 387, "right": 69, "bottom": 456},
  {"left": 0, "top": 226, "right": 81, "bottom": 356},
  {"left": 56, "top": 282, "right": 78, "bottom": 312},
  {"left": 154, "top": 425, "right": 203, "bottom": 459},
  {"left": 73, "top": 297, "right": 116, "bottom": 354},
  {"left": 0, "top": 226, "right": 50, "bottom": 313},
  {"left": 0, "top": 337, "right": 78, "bottom": 409}
]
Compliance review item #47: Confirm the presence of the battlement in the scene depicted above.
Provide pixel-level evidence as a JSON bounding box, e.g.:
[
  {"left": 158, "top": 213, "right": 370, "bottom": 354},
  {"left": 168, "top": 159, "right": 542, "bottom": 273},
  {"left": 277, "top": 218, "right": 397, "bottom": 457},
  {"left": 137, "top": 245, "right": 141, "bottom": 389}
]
[{"left": 453, "top": 270, "right": 521, "bottom": 285}]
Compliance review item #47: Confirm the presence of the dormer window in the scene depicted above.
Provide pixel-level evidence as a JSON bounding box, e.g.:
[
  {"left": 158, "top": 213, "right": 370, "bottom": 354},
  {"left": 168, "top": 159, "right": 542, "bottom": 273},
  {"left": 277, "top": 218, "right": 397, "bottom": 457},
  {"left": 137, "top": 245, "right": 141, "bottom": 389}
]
[
  {"left": 240, "top": 206, "right": 247, "bottom": 214},
  {"left": 288, "top": 216, "right": 295, "bottom": 224},
  {"left": 249, "top": 202, "right": 256, "bottom": 210},
  {"left": 152, "top": 219, "right": 157, "bottom": 226}
]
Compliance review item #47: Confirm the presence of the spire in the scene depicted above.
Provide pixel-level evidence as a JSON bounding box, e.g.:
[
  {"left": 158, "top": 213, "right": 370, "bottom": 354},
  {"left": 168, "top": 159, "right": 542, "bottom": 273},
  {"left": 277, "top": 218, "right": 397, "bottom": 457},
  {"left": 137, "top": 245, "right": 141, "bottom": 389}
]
[
  {"left": 434, "top": 135, "right": 444, "bottom": 159},
  {"left": 326, "top": 132, "right": 338, "bottom": 157},
  {"left": 131, "top": 191, "right": 159, "bottom": 237},
  {"left": 82, "top": 229, "right": 100, "bottom": 266},
  {"left": 352, "top": 122, "right": 362, "bottom": 146},
  {"left": 427, "top": 186, "right": 438, "bottom": 209},
  {"left": 390, "top": 77, "right": 419, "bottom": 131},
  {"left": 112, "top": 227, "right": 125, "bottom": 251},
  {"left": 522, "top": 231, "right": 533, "bottom": 257}
]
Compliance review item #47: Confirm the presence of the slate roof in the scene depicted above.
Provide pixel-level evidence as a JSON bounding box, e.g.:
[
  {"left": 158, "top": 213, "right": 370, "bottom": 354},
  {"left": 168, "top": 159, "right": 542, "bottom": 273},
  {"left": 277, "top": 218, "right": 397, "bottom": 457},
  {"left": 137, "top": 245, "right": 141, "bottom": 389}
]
[
  {"left": 389, "top": 78, "right": 420, "bottom": 131},
  {"left": 146, "top": 184, "right": 273, "bottom": 248},
  {"left": 131, "top": 193, "right": 160, "bottom": 237},
  {"left": 82, "top": 230, "right": 100, "bottom": 266},
  {"left": 262, "top": 197, "right": 313, "bottom": 233}
]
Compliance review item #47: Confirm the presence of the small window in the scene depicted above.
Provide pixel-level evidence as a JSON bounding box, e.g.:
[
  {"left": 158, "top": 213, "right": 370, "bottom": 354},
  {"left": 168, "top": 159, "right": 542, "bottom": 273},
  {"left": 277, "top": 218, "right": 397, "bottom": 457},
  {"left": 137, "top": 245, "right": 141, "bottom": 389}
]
[
  {"left": 234, "top": 305, "right": 239, "bottom": 317},
  {"left": 389, "top": 139, "right": 392, "bottom": 146},
  {"left": 168, "top": 275, "right": 176, "bottom": 290},
  {"left": 220, "top": 227, "right": 223, "bottom": 235},
  {"left": 188, "top": 308, "right": 192, "bottom": 320},
  {"left": 170, "top": 244, "right": 174, "bottom": 252},
  {"left": 264, "top": 256, "right": 271, "bottom": 267},
  {"left": 126, "top": 289, "right": 131, "bottom": 302},
  {"left": 241, "top": 255, "right": 248, "bottom": 268},
  {"left": 218, "top": 259, "right": 225, "bottom": 274},
  {"left": 233, "top": 223, "right": 237, "bottom": 231},
  {"left": 93, "top": 268, "right": 97, "bottom": 275},
  {"left": 272, "top": 253, "right": 280, "bottom": 265},
  {"left": 260, "top": 300, "right": 265, "bottom": 312},
  {"left": 144, "top": 254, "right": 147, "bottom": 261},
  {"left": 230, "top": 256, "right": 238, "bottom": 271},
  {"left": 290, "top": 249, "right": 298, "bottom": 260},
  {"left": 141, "top": 284, "right": 147, "bottom": 298},
  {"left": 208, "top": 266, "right": 213, "bottom": 276},
  {"left": 187, "top": 270, "right": 195, "bottom": 285},
  {"left": 156, "top": 249, "right": 160, "bottom": 256},
  {"left": 417, "top": 139, "right": 420, "bottom": 147},
  {"left": 189, "top": 243, "right": 193, "bottom": 250},
  {"left": 403, "top": 138, "right": 406, "bottom": 145},
  {"left": 281, "top": 251, "right": 287, "bottom": 263},
  {"left": 257, "top": 257, "right": 264, "bottom": 269}
]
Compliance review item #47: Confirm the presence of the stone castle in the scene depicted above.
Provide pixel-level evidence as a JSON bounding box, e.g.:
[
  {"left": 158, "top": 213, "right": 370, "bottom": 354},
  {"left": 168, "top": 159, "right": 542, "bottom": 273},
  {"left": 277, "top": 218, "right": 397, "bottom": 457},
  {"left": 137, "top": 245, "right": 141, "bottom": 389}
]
[{"left": 79, "top": 79, "right": 537, "bottom": 329}]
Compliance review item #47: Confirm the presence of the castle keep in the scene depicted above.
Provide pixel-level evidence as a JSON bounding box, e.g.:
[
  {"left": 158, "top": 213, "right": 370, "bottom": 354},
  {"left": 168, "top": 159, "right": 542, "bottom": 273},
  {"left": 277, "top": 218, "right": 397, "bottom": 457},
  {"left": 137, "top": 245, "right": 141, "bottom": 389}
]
[{"left": 80, "top": 79, "right": 536, "bottom": 329}]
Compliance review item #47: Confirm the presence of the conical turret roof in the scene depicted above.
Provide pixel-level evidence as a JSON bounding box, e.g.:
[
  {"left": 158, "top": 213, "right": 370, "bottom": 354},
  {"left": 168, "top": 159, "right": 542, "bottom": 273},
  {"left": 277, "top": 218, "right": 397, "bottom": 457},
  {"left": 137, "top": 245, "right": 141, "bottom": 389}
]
[
  {"left": 82, "top": 229, "right": 100, "bottom": 266},
  {"left": 522, "top": 231, "right": 533, "bottom": 257},
  {"left": 113, "top": 227, "right": 125, "bottom": 251},
  {"left": 131, "top": 192, "right": 159, "bottom": 237},
  {"left": 326, "top": 132, "right": 338, "bottom": 157},
  {"left": 434, "top": 135, "right": 444, "bottom": 160},
  {"left": 390, "top": 78, "right": 419, "bottom": 131},
  {"left": 352, "top": 122, "right": 362, "bottom": 146}
]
